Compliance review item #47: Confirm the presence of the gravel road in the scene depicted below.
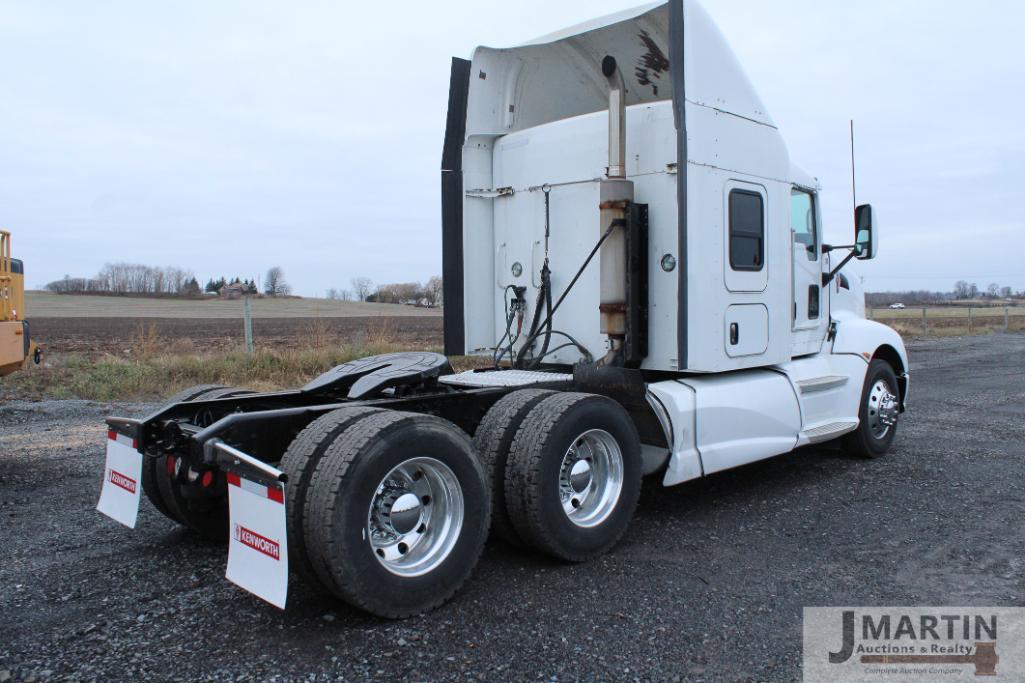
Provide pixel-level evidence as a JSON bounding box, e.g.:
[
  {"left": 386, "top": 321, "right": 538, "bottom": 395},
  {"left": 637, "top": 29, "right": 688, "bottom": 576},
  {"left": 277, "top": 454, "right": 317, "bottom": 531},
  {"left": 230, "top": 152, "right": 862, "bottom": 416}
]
[{"left": 2, "top": 334, "right": 1023, "bottom": 681}]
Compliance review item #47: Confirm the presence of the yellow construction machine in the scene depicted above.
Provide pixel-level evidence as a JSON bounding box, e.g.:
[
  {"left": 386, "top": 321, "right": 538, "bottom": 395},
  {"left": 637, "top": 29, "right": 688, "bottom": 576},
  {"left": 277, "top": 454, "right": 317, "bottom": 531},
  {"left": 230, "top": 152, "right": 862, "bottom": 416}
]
[{"left": 1, "top": 230, "right": 40, "bottom": 376}]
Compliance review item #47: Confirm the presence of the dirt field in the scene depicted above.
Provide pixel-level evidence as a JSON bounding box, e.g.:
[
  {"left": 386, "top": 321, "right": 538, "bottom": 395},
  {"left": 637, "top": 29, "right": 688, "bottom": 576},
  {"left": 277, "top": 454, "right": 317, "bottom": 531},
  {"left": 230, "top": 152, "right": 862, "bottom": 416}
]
[
  {"left": 26, "top": 292, "right": 444, "bottom": 356},
  {"left": 2, "top": 334, "right": 1023, "bottom": 681},
  {"left": 30, "top": 317, "right": 443, "bottom": 355},
  {"left": 26, "top": 292, "right": 442, "bottom": 319},
  {"left": 869, "top": 305, "right": 1025, "bottom": 336}
]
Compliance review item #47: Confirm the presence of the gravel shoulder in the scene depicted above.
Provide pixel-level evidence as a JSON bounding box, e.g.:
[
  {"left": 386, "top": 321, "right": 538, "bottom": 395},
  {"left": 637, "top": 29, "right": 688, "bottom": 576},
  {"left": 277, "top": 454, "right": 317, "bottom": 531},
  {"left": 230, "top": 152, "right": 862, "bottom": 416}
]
[{"left": 1, "top": 334, "right": 1024, "bottom": 681}]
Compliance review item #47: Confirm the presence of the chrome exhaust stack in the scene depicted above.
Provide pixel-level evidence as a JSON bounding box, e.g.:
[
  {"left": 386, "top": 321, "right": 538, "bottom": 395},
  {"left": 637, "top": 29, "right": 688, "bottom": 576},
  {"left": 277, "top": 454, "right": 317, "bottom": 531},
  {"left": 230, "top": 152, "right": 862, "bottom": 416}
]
[
  {"left": 603, "top": 56, "right": 627, "bottom": 180},
  {"left": 598, "top": 56, "right": 634, "bottom": 363}
]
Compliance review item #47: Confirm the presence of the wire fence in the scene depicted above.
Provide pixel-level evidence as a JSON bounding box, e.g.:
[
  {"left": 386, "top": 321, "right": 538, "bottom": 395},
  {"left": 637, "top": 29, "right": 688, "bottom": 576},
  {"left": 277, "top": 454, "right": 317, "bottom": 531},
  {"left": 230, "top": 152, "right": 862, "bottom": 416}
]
[{"left": 867, "top": 306, "right": 1025, "bottom": 337}]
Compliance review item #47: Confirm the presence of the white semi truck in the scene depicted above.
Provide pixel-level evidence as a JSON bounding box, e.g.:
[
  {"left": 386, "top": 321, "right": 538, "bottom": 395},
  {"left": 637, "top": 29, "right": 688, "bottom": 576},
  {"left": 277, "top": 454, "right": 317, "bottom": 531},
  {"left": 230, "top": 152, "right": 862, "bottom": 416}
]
[{"left": 98, "top": 0, "right": 908, "bottom": 618}]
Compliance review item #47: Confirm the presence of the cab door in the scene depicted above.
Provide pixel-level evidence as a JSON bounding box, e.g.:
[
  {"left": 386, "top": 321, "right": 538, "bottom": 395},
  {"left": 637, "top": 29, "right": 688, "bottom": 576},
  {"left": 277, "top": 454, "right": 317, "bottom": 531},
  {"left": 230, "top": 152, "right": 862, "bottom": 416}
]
[{"left": 790, "top": 187, "right": 827, "bottom": 356}]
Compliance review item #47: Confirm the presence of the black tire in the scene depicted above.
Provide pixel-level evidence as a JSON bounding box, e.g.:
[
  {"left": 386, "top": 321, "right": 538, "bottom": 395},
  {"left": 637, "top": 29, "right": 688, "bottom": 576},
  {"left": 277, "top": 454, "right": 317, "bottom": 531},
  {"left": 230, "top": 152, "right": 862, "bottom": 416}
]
[
  {"left": 505, "top": 392, "right": 642, "bottom": 562},
  {"left": 157, "top": 386, "right": 256, "bottom": 541},
  {"left": 304, "top": 411, "right": 490, "bottom": 618},
  {"left": 473, "top": 389, "right": 556, "bottom": 546},
  {"left": 155, "top": 458, "right": 229, "bottom": 541},
  {"left": 142, "top": 384, "right": 226, "bottom": 523},
  {"left": 843, "top": 359, "right": 900, "bottom": 459},
  {"left": 279, "top": 407, "right": 382, "bottom": 588}
]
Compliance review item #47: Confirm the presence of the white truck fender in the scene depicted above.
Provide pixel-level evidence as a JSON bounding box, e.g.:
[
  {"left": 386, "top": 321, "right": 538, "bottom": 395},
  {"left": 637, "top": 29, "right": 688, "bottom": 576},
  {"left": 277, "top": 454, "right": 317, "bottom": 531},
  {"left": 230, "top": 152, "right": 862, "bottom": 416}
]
[{"left": 830, "top": 314, "right": 910, "bottom": 408}]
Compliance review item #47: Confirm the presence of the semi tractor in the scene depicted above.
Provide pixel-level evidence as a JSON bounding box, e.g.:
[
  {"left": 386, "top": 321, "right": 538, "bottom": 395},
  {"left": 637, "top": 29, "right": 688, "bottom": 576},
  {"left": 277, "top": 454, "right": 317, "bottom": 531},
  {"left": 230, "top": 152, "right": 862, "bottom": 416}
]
[
  {"left": 1, "top": 230, "right": 40, "bottom": 376},
  {"left": 98, "top": 0, "right": 908, "bottom": 618}
]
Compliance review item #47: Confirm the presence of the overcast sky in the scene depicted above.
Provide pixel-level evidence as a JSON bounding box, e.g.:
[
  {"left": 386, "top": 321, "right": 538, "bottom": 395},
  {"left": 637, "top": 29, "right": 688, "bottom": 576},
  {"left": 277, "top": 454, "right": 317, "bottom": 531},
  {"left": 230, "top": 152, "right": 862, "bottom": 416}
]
[{"left": 1, "top": 1, "right": 1022, "bottom": 296}]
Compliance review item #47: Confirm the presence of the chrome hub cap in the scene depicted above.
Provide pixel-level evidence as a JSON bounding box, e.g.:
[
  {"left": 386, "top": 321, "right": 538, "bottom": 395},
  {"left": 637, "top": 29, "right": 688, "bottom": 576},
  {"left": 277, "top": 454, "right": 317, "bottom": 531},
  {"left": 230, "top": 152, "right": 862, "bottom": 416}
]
[
  {"left": 558, "top": 429, "right": 624, "bottom": 528},
  {"left": 867, "top": 379, "right": 899, "bottom": 439},
  {"left": 367, "top": 457, "right": 463, "bottom": 577}
]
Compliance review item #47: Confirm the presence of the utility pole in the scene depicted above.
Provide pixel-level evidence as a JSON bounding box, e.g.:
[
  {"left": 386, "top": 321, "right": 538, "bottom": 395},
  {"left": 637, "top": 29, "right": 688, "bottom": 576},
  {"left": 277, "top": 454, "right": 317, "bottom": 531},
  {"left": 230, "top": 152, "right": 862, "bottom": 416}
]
[{"left": 243, "top": 295, "right": 254, "bottom": 354}]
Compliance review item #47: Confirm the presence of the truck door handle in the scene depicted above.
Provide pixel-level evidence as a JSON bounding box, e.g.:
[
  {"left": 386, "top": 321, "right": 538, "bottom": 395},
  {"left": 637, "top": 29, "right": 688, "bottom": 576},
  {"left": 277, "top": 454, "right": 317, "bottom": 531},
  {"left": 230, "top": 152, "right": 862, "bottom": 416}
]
[{"left": 729, "top": 322, "right": 739, "bottom": 345}]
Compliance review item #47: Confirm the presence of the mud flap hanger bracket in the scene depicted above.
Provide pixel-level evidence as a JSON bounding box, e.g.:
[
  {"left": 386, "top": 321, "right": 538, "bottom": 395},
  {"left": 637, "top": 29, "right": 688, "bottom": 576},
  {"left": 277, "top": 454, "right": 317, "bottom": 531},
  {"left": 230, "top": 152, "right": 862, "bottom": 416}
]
[
  {"left": 205, "top": 439, "right": 287, "bottom": 489},
  {"left": 106, "top": 417, "right": 141, "bottom": 444}
]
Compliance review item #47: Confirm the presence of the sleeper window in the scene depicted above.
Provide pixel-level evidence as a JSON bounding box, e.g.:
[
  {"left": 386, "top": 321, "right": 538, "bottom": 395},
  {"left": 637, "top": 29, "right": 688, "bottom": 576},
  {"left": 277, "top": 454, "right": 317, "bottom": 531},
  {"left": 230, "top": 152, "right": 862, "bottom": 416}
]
[{"left": 729, "top": 190, "right": 764, "bottom": 271}]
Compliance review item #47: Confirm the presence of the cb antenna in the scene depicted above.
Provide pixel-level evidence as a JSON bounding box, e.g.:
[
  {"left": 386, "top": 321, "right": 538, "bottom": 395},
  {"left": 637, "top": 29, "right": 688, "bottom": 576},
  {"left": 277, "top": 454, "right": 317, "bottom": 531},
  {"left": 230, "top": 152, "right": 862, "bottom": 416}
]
[{"left": 849, "top": 119, "right": 857, "bottom": 223}]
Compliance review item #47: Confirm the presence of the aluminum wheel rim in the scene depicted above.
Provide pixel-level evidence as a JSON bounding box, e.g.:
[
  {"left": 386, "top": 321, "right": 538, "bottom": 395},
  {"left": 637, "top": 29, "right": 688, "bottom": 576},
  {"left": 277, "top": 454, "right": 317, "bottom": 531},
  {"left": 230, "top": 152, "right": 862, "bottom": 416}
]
[
  {"left": 558, "top": 429, "right": 624, "bottom": 528},
  {"left": 867, "top": 379, "right": 899, "bottom": 439},
  {"left": 366, "top": 457, "right": 464, "bottom": 577}
]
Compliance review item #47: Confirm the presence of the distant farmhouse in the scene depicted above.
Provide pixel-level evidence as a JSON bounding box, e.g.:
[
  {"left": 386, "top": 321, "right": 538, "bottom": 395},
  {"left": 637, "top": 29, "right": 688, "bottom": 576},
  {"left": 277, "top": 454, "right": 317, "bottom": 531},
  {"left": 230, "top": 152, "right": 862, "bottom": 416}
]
[{"left": 219, "top": 282, "right": 247, "bottom": 300}]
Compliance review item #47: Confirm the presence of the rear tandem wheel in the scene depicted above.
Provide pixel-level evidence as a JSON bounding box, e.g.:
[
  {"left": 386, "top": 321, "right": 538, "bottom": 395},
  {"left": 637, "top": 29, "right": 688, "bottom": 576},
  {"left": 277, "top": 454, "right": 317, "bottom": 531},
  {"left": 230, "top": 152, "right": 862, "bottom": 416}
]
[
  {"left": 302, "top": 411, "right": 490, "bottom": 618},
  {"left": 278, "top": 406, "right": 382, "bottom": 589},
  {"left": 472, "top": 388, "right": 557, "bottom": 546},
  {"left": 141, "top": 384, "right": 226, "bottom": 524},
  {"left": 144, "top": 385, "right": 255, "bottom": 541},
  {"left": 504, "top": 392, "right": 643, "bottom": 562}
]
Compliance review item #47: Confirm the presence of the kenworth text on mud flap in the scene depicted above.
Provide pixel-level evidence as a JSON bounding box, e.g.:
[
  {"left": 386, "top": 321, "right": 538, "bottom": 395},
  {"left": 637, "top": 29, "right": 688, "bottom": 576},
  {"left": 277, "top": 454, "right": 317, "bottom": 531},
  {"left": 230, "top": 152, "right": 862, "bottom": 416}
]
[
  {"left": 98, "top": 0, "right": 908, "bottom": 618},
  {"left": 1, "top": 229, "right": 42, "bottom": 377}
]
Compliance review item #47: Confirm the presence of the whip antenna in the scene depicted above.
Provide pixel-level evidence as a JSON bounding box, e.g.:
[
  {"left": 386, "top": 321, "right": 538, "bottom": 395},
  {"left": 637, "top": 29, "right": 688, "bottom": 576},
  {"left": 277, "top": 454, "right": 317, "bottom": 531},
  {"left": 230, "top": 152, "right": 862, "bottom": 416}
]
[{"left": 850, "top": 119, "right": 857, "bottom": 224}]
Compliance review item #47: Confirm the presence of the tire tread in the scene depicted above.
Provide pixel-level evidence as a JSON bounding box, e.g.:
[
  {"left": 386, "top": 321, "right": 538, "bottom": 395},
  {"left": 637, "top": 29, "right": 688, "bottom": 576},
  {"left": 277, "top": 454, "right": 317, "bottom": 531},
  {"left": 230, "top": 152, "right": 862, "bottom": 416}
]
[
  {"left": 305, "top": 411, "right": 490, "bottom": 618},
  {"left": 504, "top": 392, "right": 641, "bottom": 562},
  {"left": 473, "top": 389, "right": 555, "bottom": 545},
  {"left": 279, "top": 407, "right": 381, "bottom": 587}
]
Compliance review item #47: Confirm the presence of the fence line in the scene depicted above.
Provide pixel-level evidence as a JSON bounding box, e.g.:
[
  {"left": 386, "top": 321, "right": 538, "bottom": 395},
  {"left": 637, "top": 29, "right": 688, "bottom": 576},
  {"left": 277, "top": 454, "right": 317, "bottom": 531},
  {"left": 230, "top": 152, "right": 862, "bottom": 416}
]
[{"left": 867, "top": 305, "right": 1025, "bottom": 337}]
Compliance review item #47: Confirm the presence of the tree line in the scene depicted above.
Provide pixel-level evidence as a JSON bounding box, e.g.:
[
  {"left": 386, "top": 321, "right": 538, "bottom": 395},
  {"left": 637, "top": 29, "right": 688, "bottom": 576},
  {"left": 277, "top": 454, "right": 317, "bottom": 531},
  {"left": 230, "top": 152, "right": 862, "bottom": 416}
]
[
  {"left": 44, "top": 263, "right": 282, "bottom": 298},
  {"left": 865, "top": 281, "right": 1025, "bottom": 307},
  {"left": 326, "top": 276, "right": 442, "bottom": 307},
  {"left": 45, "top": 263, "right": 201, "bottom": 296},
  {"left": 204, "top": 277, "right": 259, "bottom": 295},
  {"left": 45, "top": 263, "right": 442, "bottom": 304}
]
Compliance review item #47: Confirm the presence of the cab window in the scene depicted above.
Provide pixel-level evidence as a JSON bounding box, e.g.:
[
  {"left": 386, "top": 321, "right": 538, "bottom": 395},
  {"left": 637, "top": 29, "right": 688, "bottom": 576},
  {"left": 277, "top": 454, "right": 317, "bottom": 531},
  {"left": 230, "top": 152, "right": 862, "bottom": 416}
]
[{"left": 790, "top": 189, "right": 817, "bottom": 260}]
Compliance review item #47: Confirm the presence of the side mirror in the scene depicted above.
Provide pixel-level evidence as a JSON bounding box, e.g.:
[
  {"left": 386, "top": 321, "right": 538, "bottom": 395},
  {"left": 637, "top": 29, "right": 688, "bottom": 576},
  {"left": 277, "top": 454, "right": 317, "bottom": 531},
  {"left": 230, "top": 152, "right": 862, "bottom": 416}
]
[{"left": 854, "top": 204, "right": 877, "bottom": 260}]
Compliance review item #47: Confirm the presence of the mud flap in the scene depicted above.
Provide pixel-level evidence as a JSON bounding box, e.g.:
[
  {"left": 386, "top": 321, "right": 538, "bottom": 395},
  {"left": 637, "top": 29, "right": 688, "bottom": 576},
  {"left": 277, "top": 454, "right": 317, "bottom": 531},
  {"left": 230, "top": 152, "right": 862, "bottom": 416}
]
[
  {"left": 225, "top": 473, "right": 288, "bottom": 609},
  {"left": 97, "top": 430, "right": 143, "bottom": 528}
]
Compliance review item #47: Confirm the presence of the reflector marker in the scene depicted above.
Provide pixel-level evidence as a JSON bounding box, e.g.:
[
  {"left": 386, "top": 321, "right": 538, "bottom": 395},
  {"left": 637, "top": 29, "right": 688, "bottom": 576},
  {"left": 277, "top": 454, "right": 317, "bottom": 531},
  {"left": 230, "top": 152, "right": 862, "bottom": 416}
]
[
  {"left": 107, "top": 429, "right": 137, "bottom": 449},
  {"left": 227, "top": 472, "right": 284, "bottom": 504}
]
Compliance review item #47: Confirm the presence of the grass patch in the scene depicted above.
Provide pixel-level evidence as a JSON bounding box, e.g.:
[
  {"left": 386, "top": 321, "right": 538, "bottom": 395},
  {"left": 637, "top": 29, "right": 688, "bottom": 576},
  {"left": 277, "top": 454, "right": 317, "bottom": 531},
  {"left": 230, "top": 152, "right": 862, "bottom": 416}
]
[{"left": 4, "top": 345, "right": 490, "bottom": 402}]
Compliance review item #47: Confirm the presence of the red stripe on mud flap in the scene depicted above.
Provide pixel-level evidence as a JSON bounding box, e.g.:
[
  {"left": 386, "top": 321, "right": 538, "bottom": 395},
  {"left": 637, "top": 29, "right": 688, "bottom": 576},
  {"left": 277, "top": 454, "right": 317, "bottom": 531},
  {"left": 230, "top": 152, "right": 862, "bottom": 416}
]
[
  {"left": 267, "top": 486, "right": 284, "bottom": 504},
  {"left": 226, "top": 472, "right": 241, "bottom": 487},
  {"left": 107, "top": 429, "right": 138, "bottom": 449}
]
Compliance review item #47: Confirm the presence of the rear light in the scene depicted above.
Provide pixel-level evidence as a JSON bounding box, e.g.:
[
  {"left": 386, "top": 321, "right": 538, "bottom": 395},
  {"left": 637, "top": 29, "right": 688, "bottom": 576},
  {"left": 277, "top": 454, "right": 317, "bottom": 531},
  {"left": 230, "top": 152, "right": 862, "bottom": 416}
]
[
  {"left": 166, "top": 456, "right": 176, "bottom": 476},
  {"left": 201, "top": 471, "right": 214, "bottom": 488}
]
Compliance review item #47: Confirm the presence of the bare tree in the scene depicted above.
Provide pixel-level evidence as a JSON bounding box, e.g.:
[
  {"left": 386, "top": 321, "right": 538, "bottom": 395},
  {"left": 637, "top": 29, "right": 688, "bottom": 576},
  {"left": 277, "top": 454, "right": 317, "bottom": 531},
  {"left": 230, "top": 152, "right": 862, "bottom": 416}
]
[
  {"left": 326, "top": 288, "right": 352, "bottom": 301},
  {"left": 351, "top": 276, "right": 373, "bottom": 302},
  {"left": 986, "top": 283, "right": 1000, "bottom": 298},
  {"left": 264, "top": 266, "right": 291, "bottom": 296},
  {"left": 57, "top": 263, "right": 194, "bottom": 296},
  {"left": 1000, "top": 286, "right": 1013, "bottom": 299},
  {"left": 423, "top": 276, "right": 443, "bottom": 307},
  {"left": 377, "top": 282, "right": 421, "bottom": 304}
]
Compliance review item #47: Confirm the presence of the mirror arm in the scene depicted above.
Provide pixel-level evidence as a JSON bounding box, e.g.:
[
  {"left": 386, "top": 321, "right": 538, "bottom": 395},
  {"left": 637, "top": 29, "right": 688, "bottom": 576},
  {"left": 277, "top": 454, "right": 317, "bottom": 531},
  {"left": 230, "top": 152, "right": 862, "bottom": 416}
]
[
  {"left": 822, "top": 249, "right": 858, "bottom": 287},
  {"left": 821, "top": 243, "right": 855, "bottom": 254}
]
